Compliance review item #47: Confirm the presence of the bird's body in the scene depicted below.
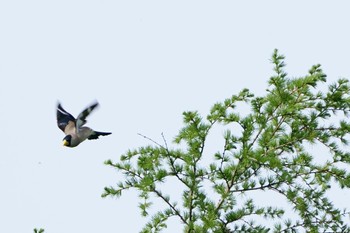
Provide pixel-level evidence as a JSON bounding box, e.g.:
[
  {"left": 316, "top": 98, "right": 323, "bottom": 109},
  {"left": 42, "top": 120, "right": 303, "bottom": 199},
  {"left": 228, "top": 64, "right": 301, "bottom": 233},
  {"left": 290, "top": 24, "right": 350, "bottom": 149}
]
[
  {"left": 63, "top": 126, "right": 92, "bottom": 147},
  {"left": 56, "top": 101, "right": 111, "bottom": 147}
]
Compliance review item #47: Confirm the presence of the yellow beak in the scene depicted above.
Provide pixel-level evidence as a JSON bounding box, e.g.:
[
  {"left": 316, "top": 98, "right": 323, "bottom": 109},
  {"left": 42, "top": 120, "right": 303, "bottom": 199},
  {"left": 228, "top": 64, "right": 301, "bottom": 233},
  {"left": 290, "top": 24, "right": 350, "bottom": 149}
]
[{"left": 63, "top": 140, "right": 69, "bottom": 146}]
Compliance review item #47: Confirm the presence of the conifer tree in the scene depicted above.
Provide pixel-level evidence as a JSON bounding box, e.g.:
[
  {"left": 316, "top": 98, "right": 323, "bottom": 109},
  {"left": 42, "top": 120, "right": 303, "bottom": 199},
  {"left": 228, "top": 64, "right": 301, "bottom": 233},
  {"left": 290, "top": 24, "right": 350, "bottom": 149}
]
[{"left": 104, "top": 50, "right": 350, "bottom": 233}]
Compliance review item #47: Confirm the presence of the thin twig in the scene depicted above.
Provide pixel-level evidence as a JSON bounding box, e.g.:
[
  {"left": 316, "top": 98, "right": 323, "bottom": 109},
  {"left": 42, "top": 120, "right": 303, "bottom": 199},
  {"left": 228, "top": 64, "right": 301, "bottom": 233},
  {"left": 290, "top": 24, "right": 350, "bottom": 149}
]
[
  {"left": 152, "top": 188, "right": 187, "bottom": 225},
  {"left": 138, "top": 133, "right": 164, "bottom": 148},
  {"left": 161, "top": 132, "right": 169, "bottom": 150}
]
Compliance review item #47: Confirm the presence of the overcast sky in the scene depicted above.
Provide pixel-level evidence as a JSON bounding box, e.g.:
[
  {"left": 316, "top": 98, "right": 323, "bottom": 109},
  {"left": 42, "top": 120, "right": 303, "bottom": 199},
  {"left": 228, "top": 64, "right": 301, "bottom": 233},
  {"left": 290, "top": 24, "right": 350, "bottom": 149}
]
[{"left": 1, "top": 1, "right": 350, "bottom": 233}]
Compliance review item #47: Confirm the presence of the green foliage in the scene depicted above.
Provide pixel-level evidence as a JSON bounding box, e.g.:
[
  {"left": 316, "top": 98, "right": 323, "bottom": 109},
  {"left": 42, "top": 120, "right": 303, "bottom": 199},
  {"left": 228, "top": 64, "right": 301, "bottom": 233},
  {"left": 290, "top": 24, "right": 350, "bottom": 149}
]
[
  {"left": 104, "top": 49, "right": 350, "bottom": 232},
  {"left": 33, "top": 228, "right": 44, "bottom": 233}
]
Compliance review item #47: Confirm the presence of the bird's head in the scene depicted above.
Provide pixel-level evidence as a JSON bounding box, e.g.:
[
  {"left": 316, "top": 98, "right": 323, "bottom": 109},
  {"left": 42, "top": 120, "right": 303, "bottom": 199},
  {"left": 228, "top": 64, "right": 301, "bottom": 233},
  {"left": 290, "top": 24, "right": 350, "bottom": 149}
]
[{"left": 62, "top": 135, "right": 72, "bottom": 147}]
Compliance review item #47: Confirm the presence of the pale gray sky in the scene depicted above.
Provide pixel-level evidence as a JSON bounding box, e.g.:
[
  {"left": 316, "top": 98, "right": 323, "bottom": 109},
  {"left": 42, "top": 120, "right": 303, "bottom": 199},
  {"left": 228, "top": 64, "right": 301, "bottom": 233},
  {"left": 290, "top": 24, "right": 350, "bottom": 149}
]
[{"left": 1, "top": 1, "right": 350, "bottom": 233}]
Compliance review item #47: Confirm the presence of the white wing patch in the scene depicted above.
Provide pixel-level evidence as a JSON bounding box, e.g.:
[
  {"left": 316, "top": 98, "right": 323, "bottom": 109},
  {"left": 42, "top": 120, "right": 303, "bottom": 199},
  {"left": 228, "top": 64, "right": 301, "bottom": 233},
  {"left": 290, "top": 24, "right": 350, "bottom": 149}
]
[{"left": 57, "top": 107, "right": 70, "bottom": 115}]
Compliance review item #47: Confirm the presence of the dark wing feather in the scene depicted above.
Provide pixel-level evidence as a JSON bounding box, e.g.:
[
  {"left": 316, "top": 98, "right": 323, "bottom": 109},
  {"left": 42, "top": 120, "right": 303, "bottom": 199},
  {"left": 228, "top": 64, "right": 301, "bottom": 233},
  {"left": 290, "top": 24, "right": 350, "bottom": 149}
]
[
  {"left": 76, "top": 101, "right": 99, "bottom": 129},
  {"left": 88, "top": 131, "right": 112, "bottom": 140},
  {"left": 57, "top": 102, "right": 76, "bottom": 132}
]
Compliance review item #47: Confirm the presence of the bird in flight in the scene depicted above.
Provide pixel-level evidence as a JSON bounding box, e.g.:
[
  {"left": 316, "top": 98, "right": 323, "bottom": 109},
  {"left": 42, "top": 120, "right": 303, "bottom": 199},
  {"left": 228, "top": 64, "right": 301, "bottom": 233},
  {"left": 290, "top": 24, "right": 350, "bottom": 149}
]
[{"left": 56, "top": 101, "right": 111, "bottom": 147}]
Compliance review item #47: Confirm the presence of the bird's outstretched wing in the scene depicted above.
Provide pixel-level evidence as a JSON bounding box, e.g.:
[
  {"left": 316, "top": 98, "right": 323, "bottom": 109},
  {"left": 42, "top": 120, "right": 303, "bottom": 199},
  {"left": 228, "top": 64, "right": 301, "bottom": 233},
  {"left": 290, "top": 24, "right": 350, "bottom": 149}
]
[
  {"left": 76, "top": 101, "right": 99, "bottom": 129},
  {"left": 57, "top": 102, "right": 76, "bottom": 132}
]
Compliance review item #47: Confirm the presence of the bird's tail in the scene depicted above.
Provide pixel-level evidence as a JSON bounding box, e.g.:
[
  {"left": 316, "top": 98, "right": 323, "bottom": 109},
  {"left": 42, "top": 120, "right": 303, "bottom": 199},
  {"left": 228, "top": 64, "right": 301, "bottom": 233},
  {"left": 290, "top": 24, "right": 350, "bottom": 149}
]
[{"left": 88, "top": 131, "right": 112, "bottom": 140}]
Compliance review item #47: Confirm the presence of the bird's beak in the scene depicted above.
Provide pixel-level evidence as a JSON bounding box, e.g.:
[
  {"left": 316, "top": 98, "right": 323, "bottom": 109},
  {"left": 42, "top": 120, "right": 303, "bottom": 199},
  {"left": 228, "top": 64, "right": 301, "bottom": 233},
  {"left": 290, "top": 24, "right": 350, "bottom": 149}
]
[{"left": 63, "top": 140, "right": 69, "bottom": 146}]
